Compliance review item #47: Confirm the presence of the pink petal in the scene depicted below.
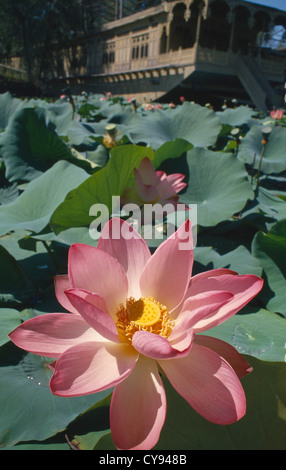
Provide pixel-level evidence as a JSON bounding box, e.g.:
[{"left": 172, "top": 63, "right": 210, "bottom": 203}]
[
  {"left": 157, "top": 173, "right": 186, "bottom": 199},
  {"left": 50, "top": 341, "right": 138, "bottom": 397},
  {"left": 140, "top": 220, "right": 193, "bottom": 311},
  {"left": 159, "top": 342, "right": 246, "bottom": 425},
  {"left": 168, "top": 314, "right": 196, "bottom": 351},
  {"left": 97, "top": 218, "right": 151, "bottom": 298},
  {"left": 65, "top": 288, "right": 119, "bottom": 343},
  {"left": 137, "top": 157, "right": 158, "bottom": 186},
  {"left": 186, "top": 271, "right": 263, "bottom": 332},
  {"left": 194, "top": 335, "right": 253, "bottom": 379},
  {"left": 9, "top": 313, "right": 98, "bottom": 358},
  {"left": 188, "top": 268, "right": 238, "bottom": 289},
  {"left": 132, "top": 329, "right": 193, "bottom": 360},
  {"left": 155, "top": 170, "right": 166, "bottom": 181},
  {"left": 176, "top": 290, "right": 234, "bottom": 325},
  {"left": 54, "top": 275, "right": 79, "bottom": 314},
  {"left": 134, "top": 168, "right": 159, "bottom": 203},
  {"left": 68, "top": 243, "right": 128, "bottom": 317},
  {"left": 110, "top": 356, "right": 166, "bottom": 450}
]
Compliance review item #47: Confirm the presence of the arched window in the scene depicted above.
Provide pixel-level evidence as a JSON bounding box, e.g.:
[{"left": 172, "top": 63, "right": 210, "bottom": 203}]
[
  {"left": 199, "top": 0, "right": 231, "bottom": 52},
  {"left": 169, "top": 1, "right": 200, "bottom": 51},
  {"left": 231, "top": 6, "right": 252, "bottom": 54}
]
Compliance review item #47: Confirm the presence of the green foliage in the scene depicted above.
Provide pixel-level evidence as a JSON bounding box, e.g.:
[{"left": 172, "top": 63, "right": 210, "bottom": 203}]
[
  {"left": 180, "top": 147, "right": 254, "bottom": 227},
  {"left": 0, "top": 92, "right": 285, "bottom": 450},
  {"left": 0, "top": 0, "right": 81, "bottom": 80},
  {"left": 50, "top": 144, "right": 154, "bottom": 234}
]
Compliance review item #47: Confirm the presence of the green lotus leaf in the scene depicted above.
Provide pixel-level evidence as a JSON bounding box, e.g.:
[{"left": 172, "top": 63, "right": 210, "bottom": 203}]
[
  {"left": 180, "top": 148, "right": 254, "bottom": 227},
  {"left": 154, "top": 358, "right": 286, "bottom": 450},
  {"left": 206, "top": 305, "right": 286, "bottom": 362},
  {"left": 50, "top": 144, "right": 154, "bottom": 235},
  {"left": 0, "top": 160, "right": 89, "bottom": 237},
  {"left": 194, "top": 245, "right": 262, "bottom": 277},
  {"left": 252, "top": 219, "right": 286, "bottom": 316},
  {"left": 128, "top": 102, "right": 221, "bottom": 149},
  {"left": 0, "top": 107, "right": 92, "bottom": 182},
  {"left": 0, "top": 92, "right": 26, "bottom": 130},
  {"left": 0, "top": 246, "right": 35, "bottom": 307},
  {"left": 237, "top": 125, "right": 286, "bottom": 174},
  {"left": 0, "top": 309, "right": 21, "bottom": 346},
  {"left": 216, "top": 105, "right": 255, "bottom": 127},
  {"left": 0, "top": 345, "right": 111, "bottom": 448},
  {"left": 93, "top": 358, "right": 286, "bottom": 450}
]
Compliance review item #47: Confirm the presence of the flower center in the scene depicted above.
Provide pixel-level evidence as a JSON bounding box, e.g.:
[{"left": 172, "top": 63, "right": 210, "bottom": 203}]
[
  {"left": 128, "top": 298, "right": 161, "bottom": 326},
  {"left": 116, "top": 296, "right": 174, "bottom": 344}
]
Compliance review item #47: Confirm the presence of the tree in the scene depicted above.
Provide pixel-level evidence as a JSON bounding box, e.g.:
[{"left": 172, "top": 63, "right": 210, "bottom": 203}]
[
  {"left": 0, "top": 0, "right": 163, "bottom": 84},
  {"left": 0, "top": 0, "right": 81, "bottom": 82}
]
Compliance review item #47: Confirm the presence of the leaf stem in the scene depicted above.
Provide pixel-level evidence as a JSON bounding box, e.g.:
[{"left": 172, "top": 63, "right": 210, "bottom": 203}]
[{"left": 255, "top": 144, "right": 266, "bottom": 191}]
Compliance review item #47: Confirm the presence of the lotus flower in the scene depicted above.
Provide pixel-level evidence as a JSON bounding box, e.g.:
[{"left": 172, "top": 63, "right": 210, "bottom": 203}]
[
  {"left": 121, "top": 157, "right": 186, "bottom": 207},
  {"left": 270, "top": 108, "right": 284, "bottom": 120},
  {"left": 9, "top": 218, "right": 263, "bottom": 450},
  {"left": 144, "top": 103, "right": 155, "bottom": 111}
]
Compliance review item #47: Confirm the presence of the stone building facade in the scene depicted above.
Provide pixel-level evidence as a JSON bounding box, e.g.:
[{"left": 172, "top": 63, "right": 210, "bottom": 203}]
[{"left": 54, "top": 0, "right": 286, "bottom": 108}]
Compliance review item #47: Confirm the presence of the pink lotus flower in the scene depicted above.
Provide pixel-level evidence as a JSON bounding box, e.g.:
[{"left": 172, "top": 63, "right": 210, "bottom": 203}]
[
  {"left": 121, "top": 157, "right": 186, "bottom": 207},
  {"left": 9, "top": 218, "right": 263, "bottom": 450},
  {"left": 270, "top": 108, "right": 284, "bottom": 120},
  {"left": 144, "top": 103, "right": 154, "bottom": 111}
]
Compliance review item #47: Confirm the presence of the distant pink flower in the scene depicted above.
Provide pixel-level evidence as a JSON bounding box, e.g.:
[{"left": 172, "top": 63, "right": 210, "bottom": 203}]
[
  {"left": 180, "top": 96, "right": 185, "bottom": 103},
  {"left": 270, "top": 108, "right": 284, "bottom": 120},
  {"left": 169, "top": 102, "right": 176, "bottom": 108},
  {"left": 9, "top": 218, "right": 263, "bottom": 450},
  {"left": 121, "top": 157, "right": 186, "bottom": 207},
  {"left": 144, "top": 103, "right": 154, "bottom": 111}
]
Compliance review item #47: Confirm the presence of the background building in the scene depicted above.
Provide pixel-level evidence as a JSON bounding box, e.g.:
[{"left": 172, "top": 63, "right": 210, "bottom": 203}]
[{"left": 1, "top": 0, "right": 286, "bottom": 109}]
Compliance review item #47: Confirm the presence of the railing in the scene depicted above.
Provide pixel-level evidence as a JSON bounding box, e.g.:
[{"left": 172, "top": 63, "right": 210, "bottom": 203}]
[
  {"left": 93, "top": 44, "right": 286, "bottom": 85},
  {"left": 242, "top": 55, "right": 279, "bottom": 102},
  {"left": 101, "top": 46, "right": 197, "bottom": 74},
  {"left": 0, "top": 63, "right": 28, "bottom": 81},
  {"left": 237, "top": 55, "right": 267, "bottom": 110}
]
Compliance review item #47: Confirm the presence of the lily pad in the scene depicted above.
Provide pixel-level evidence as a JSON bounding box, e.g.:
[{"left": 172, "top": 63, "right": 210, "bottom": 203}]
[
  {"left": 0, "top": 344, "right": 111, "bottom": 448},
  {"left": 94, "top": 357, "right": 286, "bottom": 450},
  {"left": 0, "top": 92, "right": 25, "bottom": 130},
  {"left": 0, "top": 160, "right": 89, "bottom": 237},
  {"left": 252, "top": 219, "right": 286, "bottom": 316},
  {"left": 194, "top": 245, "right": 262, "bottom": 277},
  {"left": 207, "top": 306, "right": 286, "bottom": 362},
  {"left": 0, "top": 107, "right": 92, "bottom": 182},
  {"left": 155, "top": 358, "right": 286, "bottom": 450},
  {"left": 180, "top": 148, "right": 254, "bottom": 227},
  {"left": 216, "top": 105, "right": 255, "bottom": 127},
  {"left": 0, "top": 309, "right": 21, "bottom": 346},
  {"left": 128, "top": 102, "right": 221, "bottom": 149},
  {"left": 237, "top": 125, "right": 286, "bottom": 174},
  {"left": 0, "top": 246, "right": 35, "bottom": 307},
  {"left": 50, "top": 145, "right": 154, "bottom": 235}
]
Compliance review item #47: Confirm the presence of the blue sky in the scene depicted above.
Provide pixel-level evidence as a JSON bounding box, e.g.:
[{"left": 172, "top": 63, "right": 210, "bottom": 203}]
[{"left": 243, "top": 0, "right": 286, "bottom": 12}]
